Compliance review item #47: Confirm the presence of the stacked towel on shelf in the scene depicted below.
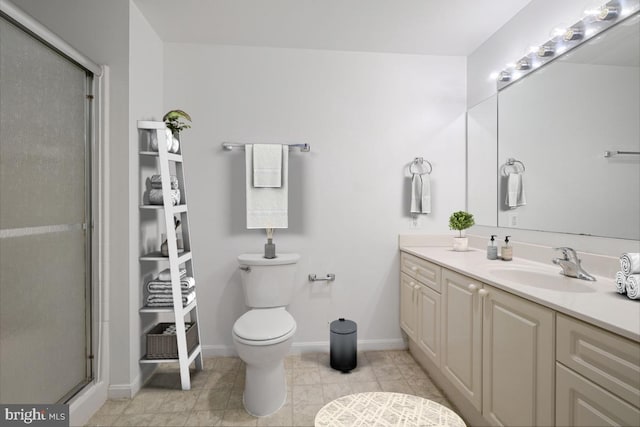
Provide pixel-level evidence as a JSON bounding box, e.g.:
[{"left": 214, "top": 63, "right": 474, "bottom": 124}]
[
  {"left": 615, "top": 253, "right": 640, "bottom": 300},
  {"left": 149, "top": 188, "right": 180, "bottom": 205},
  {"left": 147, "top": 291, "right": 195, "bottom": 307},
  {"left": 147, "top": 276, "right": 195, "bottom": 293},
  {"left": 157, "top": 268, "right": 186, "bottom": 281},
  {"left": 150, "top": 174, "right": 179, "bottom": 190}
]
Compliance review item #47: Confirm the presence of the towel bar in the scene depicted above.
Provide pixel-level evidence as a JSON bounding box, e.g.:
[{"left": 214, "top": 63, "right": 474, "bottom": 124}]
[
  {"left": 309, "top": 274, "right": 336, "bottom": 282},
  {"left": 603, "top": 150, "right": 640, "bottom": 158},
  {"left": 222, "top": 142, "right": 310, "bottom": 152}
]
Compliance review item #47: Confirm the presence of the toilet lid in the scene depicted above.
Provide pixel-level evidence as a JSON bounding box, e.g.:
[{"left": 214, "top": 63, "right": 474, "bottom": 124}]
[{"left": 233, "top": 308, "right": 296, "bottom": 342}]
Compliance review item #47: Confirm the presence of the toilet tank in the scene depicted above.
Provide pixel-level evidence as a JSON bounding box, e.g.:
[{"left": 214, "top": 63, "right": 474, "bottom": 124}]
[{"left": 238, "top": 253, "right": 300, "bottom": 308}]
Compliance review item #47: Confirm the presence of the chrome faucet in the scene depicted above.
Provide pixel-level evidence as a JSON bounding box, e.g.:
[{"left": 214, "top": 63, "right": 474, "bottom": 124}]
[{"left": 552, "top": 247, "right": 596, "bottom": 281}]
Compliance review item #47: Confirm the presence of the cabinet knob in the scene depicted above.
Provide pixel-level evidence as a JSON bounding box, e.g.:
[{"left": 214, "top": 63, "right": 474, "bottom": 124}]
[
  {"left": 410, "top": 282, "right": 416, "bottom": 286},
  {"left": 414, "top": 284, "right": 420, "bottom": 290},
  {"left": 411, "top": 266, "right": 418, "bottom": 272},
  {"left": 467, "top": 284, "right": 478, "bottom": 293},
  {"left": 478, "top": 288, "right": 489, "bottom": 298}
]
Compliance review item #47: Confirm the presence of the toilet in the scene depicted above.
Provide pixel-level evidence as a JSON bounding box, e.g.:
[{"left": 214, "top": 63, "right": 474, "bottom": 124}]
[{"left": 232, "top": 253, "right": 300, "bottom": 417}]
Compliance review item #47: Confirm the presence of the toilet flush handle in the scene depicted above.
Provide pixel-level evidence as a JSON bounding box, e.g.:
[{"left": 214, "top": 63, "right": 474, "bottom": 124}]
[{"left": 239, "top": 265, "right": 251, "bottom": 272}]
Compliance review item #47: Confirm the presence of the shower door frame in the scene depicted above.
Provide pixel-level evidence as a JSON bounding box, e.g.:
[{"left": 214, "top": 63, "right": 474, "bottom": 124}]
[{"left": 0, "top": 1, "right": 105, "bottom": 407}]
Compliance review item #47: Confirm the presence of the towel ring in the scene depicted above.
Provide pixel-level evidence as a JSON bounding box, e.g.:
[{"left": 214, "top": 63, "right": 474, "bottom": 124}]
[
  {"left": 409, "top": 157, "right": 432, "bottom": 175},
  {"left": 500, "top": 158, "right": 525, "bottom": 177}
]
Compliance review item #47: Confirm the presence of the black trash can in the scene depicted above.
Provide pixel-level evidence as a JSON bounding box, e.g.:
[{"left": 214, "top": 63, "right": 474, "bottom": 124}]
[{"left": 330, "top": 318, "right": 357, "bottom": 372}]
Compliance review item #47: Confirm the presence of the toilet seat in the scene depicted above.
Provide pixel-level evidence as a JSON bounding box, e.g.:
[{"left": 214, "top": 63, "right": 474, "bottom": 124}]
[{"left": 233, "top": 307, "right": 296, "bottom": 346}]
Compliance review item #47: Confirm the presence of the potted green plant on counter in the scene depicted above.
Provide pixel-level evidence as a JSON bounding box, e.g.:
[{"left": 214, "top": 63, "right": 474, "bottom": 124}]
[{"left": 449, "top": 211, "right": 475, "bottom": 251}]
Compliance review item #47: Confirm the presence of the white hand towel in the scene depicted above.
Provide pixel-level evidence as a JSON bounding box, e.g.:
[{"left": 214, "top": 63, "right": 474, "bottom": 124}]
[
  {"left": 253, "top": 144, "right": 283, "bottom": 188},
  {"left": 620, "top": 253, "right": 640, "bottom": 276},
  {"left": 615, "top": 271, "right": 627, "bottom": 294},
  {"left": 157, "top": 268, "right": 187, "bottom": 281},
  {"left": 246, "top": 144, "right": 288, "bottom": 229},
  {"left": 410, "top": 173, "right": 431, "bottom": 214},
  {"left": 506, "top": 172, "right": 526, "bottom": 209},
  {"left": 625, "top": 274, "right": 640, "bottom": 300}
]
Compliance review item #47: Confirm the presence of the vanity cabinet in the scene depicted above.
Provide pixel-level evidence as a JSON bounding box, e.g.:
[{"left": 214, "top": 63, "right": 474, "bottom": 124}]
[
  {"left": 400, "top": 253, "right": 442, "bottom": 366},
  {"left": 555, "top": 314, "right": 640, "bottom": 426},
  {"left": 402, "top": 253, "right": 555, "bottom": 426}
]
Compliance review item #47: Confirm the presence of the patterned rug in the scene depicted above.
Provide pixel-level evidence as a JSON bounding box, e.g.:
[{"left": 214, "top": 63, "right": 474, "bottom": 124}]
[{"left": 314, "top": 392, "right": 466, "bottom": 427}]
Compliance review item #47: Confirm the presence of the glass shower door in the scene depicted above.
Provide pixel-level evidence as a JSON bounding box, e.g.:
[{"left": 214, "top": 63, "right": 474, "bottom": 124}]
[{"left": 0, "top": 16, "right": 92, "bottom": 403}]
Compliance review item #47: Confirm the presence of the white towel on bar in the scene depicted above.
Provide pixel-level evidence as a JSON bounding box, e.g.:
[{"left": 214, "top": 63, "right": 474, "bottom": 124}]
[
  {"left": 620, "top": 253, "right": 640, "bottom": 276},
  {"left": 625, "top": 274, "right": 640, "bottom": 300},
  {"left": 506, "top": 172, "right": 526, "bottom": 209},
  {"left": 253, "top": 144, "right": 283, "bottom": 188},
  {"left": 410, "top": 173, "right": 431, "bottom": 214},
  {"left": 615, "top": 271, "right": 627, "bottom": 294},
  {"left": 246, "top": 144, "right": 288, "bottom": 229}
]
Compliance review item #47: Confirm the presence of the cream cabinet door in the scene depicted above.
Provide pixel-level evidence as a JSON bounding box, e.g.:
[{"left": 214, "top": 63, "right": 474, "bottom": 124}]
[
  {"left": 441, "top": 269, "right": 483, "bottom": 411},
  {"left": 400, "top": 272, "right": 417, "bottom": 340},
  {"left": 556, "top": 363, "right": 640, "bottom": 426},
  {"left": 482, "top": 285, "right": 555, "bottom": 427},
  {"left": 417, "top": 284, "right": 441, "bottom": 367}
]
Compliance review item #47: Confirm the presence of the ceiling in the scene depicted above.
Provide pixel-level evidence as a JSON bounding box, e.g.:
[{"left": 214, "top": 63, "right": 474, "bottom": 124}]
[{"left": 134, "top": 0, "right": 533, "bottom": 56}]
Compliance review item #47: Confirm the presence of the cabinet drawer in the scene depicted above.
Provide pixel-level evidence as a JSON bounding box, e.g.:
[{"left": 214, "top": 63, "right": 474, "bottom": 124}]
[
  {"left": 556, "top": 363, "right": 640, "bottom": 427},
  {"left": 400, "top": 252, "right": 441, "bottom": 292},
  {"left": 557, "top": 313, "right": 640, "bottom": 406}
]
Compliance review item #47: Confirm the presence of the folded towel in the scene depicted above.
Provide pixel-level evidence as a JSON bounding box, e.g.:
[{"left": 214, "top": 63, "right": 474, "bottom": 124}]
[
  {"left": 150, "top": 174, "right": 179, "bottom": 190},
  {"left": 615, "top": 271, "right": 627, "bottom": 294},
  {"left": 620, "top": 253, "right": 640, "bottom": 276},
  {"left": 149, "top": 189, "right": 180, "bottom": 206},
  {"left": 147, "top": 277, "right": 195, "bottom": 293},
  {"left": 253, "top": 144, "right": 283, "bottom": 188},
  {"left": 410, "top": 173, "right": 431, "bottom": 214},
  {"left": 506, "top": 172, "right": 526, "bottom": 209},
  {"left": 157, "top": 268, "right": 187, "bottom": 281},
  {"left": 246, "top": 144, "right": 288, "bottom": 229},
  {"left": 146, "top": 291, "right": 195, "bottom": 307},
  {"left": 625, "top": 274, "right": 640, "bottom": 300}
]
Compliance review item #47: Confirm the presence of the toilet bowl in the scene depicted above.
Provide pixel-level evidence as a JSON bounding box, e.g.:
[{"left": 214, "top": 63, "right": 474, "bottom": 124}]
[{"left": 233, "top": 307, "right": 296, "bottom": 416}]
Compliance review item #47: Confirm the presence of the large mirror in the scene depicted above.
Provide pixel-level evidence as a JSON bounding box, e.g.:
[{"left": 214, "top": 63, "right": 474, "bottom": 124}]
[{"left": 468, "top": 13, "right": 640, "bottom": 240}]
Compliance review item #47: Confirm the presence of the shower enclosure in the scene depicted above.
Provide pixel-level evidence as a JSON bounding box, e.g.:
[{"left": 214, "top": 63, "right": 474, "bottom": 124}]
[{"left": 0, "top": 14, "right": 94, "bottom": 403}]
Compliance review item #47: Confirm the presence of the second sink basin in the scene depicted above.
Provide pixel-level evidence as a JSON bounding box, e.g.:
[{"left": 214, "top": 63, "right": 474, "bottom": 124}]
[{"left": 488, "top": 266, "right": 597, "bottom": 293}]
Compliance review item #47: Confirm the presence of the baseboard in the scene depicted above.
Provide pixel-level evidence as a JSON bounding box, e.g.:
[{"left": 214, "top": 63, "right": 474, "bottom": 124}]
[
  {"left": 202, "top": 338, "right": 406, "bottom": 358},
  {"left": 107, "top": 372, "right": 143, "bottom": 400},
  {"left": 68, "top": 380, "right": 107, "bottom": 427}
]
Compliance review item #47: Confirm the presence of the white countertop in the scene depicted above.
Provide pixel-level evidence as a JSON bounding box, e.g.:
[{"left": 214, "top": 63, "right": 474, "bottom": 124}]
[{"left": 400, "top": 246, "right": 640, "bottom": 342}]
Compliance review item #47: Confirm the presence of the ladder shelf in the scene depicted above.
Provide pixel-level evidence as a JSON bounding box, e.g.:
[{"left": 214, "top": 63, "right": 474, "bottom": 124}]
[{"left": 137, "top": 120, "right": 203, "bottom": 390}]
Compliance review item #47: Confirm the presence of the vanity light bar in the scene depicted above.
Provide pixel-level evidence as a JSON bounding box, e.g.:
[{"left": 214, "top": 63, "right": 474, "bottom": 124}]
[{"left": 495, "top": 0, "right": 640, "bottom": 90}]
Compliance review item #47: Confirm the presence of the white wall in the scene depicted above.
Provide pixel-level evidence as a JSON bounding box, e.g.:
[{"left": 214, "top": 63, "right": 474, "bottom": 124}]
[
  {"left": 163, "top": 44, "right": 466, "bottom": 352},
  {"left": 466, "top": 0, "right": 640, "bottom": 255},
  {"left": 129, "top": 1, "right": 164, "bottom": 394}
]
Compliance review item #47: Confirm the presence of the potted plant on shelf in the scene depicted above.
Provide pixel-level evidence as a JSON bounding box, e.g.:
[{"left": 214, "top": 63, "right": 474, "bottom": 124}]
[
  {"left": 449, "top": 211, "right": 475, "bottom": 251},
  {"left": 153, "top": 109, "right": 191, "bottom": 153}
]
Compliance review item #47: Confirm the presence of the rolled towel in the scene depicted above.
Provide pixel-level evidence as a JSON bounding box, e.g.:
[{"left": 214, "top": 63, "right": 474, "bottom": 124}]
[
  {"left": 157, "top": 268, "right": 186, "bottom": 281},
  {"left": 148, "top": 189, "right": 180, "bottom": 206},
  {"left": 620, "top": 253, "right": 640, "bottom": 276},
  {"left": 625, "top": 274, "right": 640, "bottom": 300},
  {"left": 615, "top": 271, "right": 627, "bottom": 294},
  {"left": 150, "top": 174, "right": 179, "bottom": 190}
]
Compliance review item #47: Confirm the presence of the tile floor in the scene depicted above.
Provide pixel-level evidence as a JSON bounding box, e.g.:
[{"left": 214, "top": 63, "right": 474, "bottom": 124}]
[{"left": 86, "top": 350, "right": 459, "bottom": 426}]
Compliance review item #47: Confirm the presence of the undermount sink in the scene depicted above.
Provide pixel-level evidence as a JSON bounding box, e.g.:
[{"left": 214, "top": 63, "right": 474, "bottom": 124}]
[{"left": 488, "top": 266, "right": 597, "bottom": 293}]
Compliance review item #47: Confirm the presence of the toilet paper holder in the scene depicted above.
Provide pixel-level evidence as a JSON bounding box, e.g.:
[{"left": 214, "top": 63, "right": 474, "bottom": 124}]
[{"left": 309, "top": 273, "right": 336, "bottom": 282}]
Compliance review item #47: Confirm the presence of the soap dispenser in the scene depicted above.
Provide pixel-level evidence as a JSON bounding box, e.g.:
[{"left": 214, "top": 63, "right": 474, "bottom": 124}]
[
  {"left": 487, "top": 235, "right": 498, "bottom": 260},
  {"left": 501, "top": 236, "right": 513, "bottom": 261}
]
